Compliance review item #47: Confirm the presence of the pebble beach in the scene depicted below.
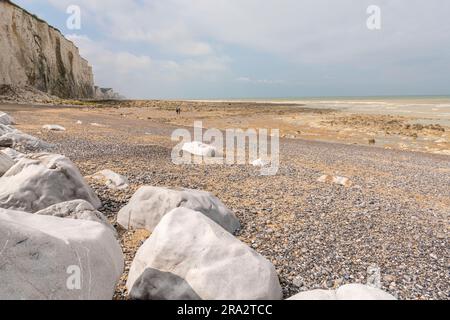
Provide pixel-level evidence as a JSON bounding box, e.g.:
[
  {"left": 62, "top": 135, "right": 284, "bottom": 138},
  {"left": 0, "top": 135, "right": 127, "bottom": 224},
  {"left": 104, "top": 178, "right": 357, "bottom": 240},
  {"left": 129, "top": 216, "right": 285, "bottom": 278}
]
[{"left": 2, "top": 101, "right": 448, "bottom": 300}]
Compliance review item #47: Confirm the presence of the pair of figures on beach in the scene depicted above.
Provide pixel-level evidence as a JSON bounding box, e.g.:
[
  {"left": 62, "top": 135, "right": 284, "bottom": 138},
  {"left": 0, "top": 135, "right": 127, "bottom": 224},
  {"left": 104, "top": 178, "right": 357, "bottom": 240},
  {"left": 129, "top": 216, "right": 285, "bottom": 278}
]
[{"left": 176, "top": 107, "right": 182, "bottom": 115}]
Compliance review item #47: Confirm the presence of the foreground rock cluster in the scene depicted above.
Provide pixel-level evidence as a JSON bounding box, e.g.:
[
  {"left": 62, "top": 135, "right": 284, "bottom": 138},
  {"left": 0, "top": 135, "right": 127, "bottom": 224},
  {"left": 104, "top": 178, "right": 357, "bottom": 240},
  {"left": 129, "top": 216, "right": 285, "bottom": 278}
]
[
  {"left": 0, "top": 112, "right": 122, "bottom": 299},
  {"left": 0, "top": 111, "right": 397, "bottom": 300}
]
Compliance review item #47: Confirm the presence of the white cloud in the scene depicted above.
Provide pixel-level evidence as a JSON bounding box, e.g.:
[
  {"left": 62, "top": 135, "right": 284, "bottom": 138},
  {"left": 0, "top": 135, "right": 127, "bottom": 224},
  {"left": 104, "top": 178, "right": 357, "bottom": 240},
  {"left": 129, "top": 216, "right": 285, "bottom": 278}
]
[
  {"left": 48, "top": 0, "right": 215, "bottom": 56},
  {"left": 53, "top": 1, "right": 450, "bottom": 66},
  {"left": 19, "top": 0, "right": 450, "bottom": 97},
  {"left": 67, "top": 34, "right": 152, "bottom": 74},
  {"left": 66, "top": 34, "right": 230, "bottom": 98}
]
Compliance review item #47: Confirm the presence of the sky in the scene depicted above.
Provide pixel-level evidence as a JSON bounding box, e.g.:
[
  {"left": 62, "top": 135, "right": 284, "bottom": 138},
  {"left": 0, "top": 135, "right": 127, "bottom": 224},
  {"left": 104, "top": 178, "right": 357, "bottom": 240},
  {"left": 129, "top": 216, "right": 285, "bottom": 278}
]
[{"left": 14, "top": 0, "right": 450, "bottom": 99}]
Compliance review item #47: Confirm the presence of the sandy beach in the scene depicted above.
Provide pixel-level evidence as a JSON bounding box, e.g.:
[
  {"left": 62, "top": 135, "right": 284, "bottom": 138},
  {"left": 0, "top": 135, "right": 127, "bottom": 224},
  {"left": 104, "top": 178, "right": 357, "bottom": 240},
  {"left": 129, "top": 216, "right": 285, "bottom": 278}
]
[{"left": 2, "top": 100, "right": 449, "bottom": 300}]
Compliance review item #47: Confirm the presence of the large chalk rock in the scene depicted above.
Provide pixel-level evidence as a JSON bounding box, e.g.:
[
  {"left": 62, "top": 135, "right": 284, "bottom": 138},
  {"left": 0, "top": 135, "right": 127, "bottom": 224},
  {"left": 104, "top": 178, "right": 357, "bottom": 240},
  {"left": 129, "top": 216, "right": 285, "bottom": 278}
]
[
  {"left": 287, "top": 284, "right": 396, "bottom": 300},
  {"left": 0, "top": 208, "right": 124, "bottom": 300},
  {"left": 0, "top": 112, "right": 14, "bottom": 125},
  {"left": 1, "top": 147, "right": 25, "bottom": 162},
  {"left": 130, "top": 268, "right": 202, "bottom": 300},
  {"left": 0, "top": 123, "right": 16, "bottom": 135},
  {"left": 182, "top": 141, "right": 217, "bottom": 157},
  {"left": 0, "top": 152, "right": 14, "bottom": 175},
  {"left": 0, "top": 153, "right": 101, "bottom": 212},
  {"left": 0, "top": 123, "right": 50, "bottom": 151},
  {"left": 287, "top": 289, "right": 337, "bottom": 300},
  {"left": 0, "top": 131, "right": 51, "bottom": 151},
  {"left": 117, "top": 186, "right": 240, "bottom": 233},
  {"left": 336, "top": 284, "right": 396, "bottom": 300},
  {"left": 42, "top": 124, "right": 66, "bottom": 131},
  {"left": 36, "top": 200, "right": 116, "bottom": 237},
  {"left": 90, "top": 169, "right": 129, "bottom": 190},
  {"left": 127, "top": 208, "right": 282, "bottom": 300}
]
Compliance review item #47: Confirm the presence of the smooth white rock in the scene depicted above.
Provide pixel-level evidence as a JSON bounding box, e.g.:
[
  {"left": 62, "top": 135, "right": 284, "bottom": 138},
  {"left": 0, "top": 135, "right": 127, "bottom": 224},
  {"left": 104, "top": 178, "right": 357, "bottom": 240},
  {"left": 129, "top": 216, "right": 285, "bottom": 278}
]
[
  {"left": 182, "top": 141, "right": 217, "bottom": 157},
  {"left": 288, "top": 284, "right": 396, "bottom": 300},
  {"left": 0, "top": 153, "right": 101, "bottom": 212},
  {"left": 129, "top": 268, "right": 202, "bottom": 300},
  {"left": 127, "top": 208, "right": 282, "bottom": 300},
  {"left": 0, "top": 112, "right": 14, "bottom": 125},
  {"left": 336, "top": 284, "right": 396, "bottom": 300},
  {"left": 36, "top": 200, "right": 116, "bottom": 237},
  {"left": 117, "top": 186, "right": 240, "bottom": 233},
  {"left": 287, "top": 289, "right": 337, "bottom": 300},
  {"left": 0, "top": 152, "right": 14, "bottom": 175},
  {"left": 90, "top": 169, "right": 129, "bottom": 190},
  {"left": 0, "top": 208, "right": 124, "bottom": 300},
  {"left": 42, "top": 124, "right": 66, "bottom": 131},
  {"left": 0, "top": 147, "right": 25, "bottom": 161},
  {"left": 0, "top": 123, "right": 16, "bottom": 135},
  {"left": 0, "top": 131, "right": 51, "bottom": 151}
]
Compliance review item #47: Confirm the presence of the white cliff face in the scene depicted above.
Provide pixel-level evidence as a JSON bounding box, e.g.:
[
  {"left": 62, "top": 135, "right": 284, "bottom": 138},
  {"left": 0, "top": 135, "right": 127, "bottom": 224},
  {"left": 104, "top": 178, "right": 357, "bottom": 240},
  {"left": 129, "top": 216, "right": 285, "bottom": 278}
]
[
  {"left": 94, "top": 86, "right": 124, "bottom": 100},
  {"left": 0, "top": 1, "right": 94, "bottom": 98}
]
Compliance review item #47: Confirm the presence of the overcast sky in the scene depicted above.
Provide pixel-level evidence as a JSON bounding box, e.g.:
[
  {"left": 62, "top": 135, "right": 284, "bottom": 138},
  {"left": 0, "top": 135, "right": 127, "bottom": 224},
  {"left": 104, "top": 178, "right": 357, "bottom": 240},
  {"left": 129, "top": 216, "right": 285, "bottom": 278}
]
[{"left": 15, "top": 0, "right": 450, "bottom": 99}]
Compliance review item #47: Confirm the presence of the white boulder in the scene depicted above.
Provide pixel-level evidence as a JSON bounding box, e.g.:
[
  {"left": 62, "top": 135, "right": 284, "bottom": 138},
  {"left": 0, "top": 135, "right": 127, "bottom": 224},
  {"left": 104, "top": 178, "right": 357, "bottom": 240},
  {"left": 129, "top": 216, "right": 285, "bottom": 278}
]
[
  {"left": 0, "top": 148, "right": 25, "bottom": 161},
  {"left": 127, "top": 208, "right": 282, "bottom": 300},
  {"left": 0, "top": 112, "right": 14, "bottom": 125},
  {"left": 129, "top": 268, "right": 202, "bottom": 300},
  {"left": 287, "top": 289, "right": 337, "bottom": 300},
  {"left": 117, "top": 186, "right": 240, "bottom": 233},
  {"left": 0, "top": 153, "right": 101, "bottom": 212},
  {"left": 336, "top": 284, "right": 396, "bottom": 300},
  {"left": 288, "top": 284, "right": 396, "bottom": 300},
  {"left": 0, "top": 152, "right": 14, "bottom": 176},
  {"left": 90, "top": 169, "right": 129, "bottom": 190},
  {"left": 36, "top": 200, "right": 116, "bottom": 237},
  {"left": 0, "top": 208, "right": 123, "bottom": 300},
  {"left": 0, "top": 131, "right": 51, "bottom": 151},
  {"left": 0, "top": 122, "right": 54, "bottom": 152},
  {"left": 42, "top": 124, "right": 66, "bottom": 131},
  {"left": 182, "top": 141, "right": 217, "bottom": 157},
  {"left": 0, "top": 123, "right": 16, "bottom": 136}
]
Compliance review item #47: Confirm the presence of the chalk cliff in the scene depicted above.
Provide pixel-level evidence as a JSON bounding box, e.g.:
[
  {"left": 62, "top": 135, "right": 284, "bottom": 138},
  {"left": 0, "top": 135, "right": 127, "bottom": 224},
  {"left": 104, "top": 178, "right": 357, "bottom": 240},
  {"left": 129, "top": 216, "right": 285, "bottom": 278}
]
[
  {"left": 94, "top": 86, "right": 124, "bottom": 100},
  {"left": 0, "top": 0, "right": 94, "bottom": 99}
]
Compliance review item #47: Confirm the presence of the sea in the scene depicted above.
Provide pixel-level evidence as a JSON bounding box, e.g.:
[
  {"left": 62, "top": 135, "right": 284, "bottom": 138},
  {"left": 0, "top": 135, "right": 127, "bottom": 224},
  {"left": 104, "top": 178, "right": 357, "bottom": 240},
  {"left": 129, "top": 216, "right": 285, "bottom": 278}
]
[{"left": 196, "top": 96, "right": 450, "bottom": 126}]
